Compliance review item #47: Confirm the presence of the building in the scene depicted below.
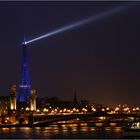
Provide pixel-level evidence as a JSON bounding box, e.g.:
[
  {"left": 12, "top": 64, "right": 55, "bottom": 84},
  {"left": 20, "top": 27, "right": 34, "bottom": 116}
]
[{"left": 0, "top": 96, "right": 10, "bottom": 116}]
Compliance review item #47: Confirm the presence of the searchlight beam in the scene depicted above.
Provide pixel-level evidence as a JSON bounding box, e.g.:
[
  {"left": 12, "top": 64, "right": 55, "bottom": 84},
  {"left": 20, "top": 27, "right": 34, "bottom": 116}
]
[{"left": 26, "top": 5, "right": 130, "bottom": 45}]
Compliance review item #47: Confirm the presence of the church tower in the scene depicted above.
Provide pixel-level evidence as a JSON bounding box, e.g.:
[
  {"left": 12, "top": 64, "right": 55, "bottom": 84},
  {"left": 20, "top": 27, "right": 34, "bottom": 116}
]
[{"left": 73, "top": 90, "right": 78, "bottom": 106}]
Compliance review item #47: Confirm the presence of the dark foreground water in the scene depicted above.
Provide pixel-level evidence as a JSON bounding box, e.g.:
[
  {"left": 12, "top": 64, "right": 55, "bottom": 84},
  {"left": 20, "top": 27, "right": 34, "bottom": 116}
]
[{"left": 0, "top": 123, "right": 123, "bottom": 139}]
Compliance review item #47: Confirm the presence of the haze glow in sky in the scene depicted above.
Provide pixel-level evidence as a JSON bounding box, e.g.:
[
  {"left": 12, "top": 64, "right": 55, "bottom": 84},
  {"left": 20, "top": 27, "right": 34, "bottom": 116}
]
[{"left": 0, "top": 2, "right": 140, "bottom": 105}]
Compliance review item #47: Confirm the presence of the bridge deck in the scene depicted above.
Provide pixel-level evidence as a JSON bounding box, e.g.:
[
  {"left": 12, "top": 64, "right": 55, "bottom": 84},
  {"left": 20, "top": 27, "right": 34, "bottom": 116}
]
[{"left": 28, "top": 113, "right": 140, "bottom": 125}]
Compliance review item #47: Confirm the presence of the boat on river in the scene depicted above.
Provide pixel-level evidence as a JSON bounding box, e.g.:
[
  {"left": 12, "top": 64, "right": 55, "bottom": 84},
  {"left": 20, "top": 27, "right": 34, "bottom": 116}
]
[{"left": 123, "top": 122, "right": 140, "bottom": 138}]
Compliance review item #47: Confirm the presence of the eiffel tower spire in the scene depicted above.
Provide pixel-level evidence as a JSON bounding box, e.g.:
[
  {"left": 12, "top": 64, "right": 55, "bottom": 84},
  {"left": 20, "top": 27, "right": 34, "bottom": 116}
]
[{"left": 17, "top": 37, "right": 31, "bottom": 102}]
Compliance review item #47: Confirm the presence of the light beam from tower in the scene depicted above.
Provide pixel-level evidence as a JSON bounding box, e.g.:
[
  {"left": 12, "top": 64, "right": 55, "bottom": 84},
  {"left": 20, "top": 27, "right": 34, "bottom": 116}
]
[{"left": 26, "top": 4, "right": 130, "bottom": 45}]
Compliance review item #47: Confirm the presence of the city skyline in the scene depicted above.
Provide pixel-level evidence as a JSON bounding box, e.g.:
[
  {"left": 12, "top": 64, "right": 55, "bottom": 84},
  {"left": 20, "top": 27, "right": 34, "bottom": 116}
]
[{"left": 0, "top": 1, "right": 140, "bottom": 105}]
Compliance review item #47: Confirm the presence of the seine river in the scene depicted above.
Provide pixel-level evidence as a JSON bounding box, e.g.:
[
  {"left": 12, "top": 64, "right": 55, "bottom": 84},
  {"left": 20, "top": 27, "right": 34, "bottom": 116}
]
[{"left": 0, "top": 123, "right": 124, "bottom": 139}]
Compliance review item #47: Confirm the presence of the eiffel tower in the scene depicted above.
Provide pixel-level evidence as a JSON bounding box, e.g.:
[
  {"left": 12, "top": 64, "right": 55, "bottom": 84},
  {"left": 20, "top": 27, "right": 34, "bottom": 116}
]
[{"left": 17, "top": 38, "right": 31, "bottom": 102}]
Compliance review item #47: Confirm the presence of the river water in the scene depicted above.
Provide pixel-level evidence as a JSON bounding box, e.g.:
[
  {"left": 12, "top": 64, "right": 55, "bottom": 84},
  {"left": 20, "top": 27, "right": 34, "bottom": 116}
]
[{"left": 0, "top": 123, "right": 123, "bottom": 139}]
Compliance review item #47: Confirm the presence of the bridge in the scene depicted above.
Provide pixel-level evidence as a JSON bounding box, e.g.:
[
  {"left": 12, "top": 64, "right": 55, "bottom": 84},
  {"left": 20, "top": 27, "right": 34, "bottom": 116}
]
[{"left": 28, "top": 113, "right": 140, "bottom": 126}]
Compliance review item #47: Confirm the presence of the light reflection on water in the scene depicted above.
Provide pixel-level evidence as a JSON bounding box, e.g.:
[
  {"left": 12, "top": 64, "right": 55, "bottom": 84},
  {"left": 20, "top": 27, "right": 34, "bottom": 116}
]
[
  {"left": 0, "top": 124, "right": 123, "bottom": 139},
  {"left": 1, "top": 128, "right": 10, "bottom": 133}
]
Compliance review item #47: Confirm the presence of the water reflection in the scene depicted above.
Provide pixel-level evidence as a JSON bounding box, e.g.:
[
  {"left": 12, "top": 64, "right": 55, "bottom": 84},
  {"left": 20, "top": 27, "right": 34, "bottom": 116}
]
[
  {"left": 10, "top": 127, "right": 17, "bottom": 133},
  {"left": 1, "top": 128, "right": 10, "bottom": 133},
  {"left": 72, "top": 128, "right": 77, "bottom": 132},
  {"left": 90, "top": 127, "right": 96, "bottom": 131},
  {"left": 105, "top": 127, "right": 111, "bottom": 131},
  {"left": 114, "top": 127, "right": 122, "bottom": 133},
  {"left": 0, "top": 124, "right": 123, "bottom": 139},
  {"left": 80, "top": 127, "right": 88, "bottom": 132}
]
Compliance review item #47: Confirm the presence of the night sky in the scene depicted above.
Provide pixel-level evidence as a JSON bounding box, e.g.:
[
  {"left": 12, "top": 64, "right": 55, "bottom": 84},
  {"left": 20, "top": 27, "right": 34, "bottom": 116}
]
[{"left": 0, "top": 1, "right": 140, "bottom": 105}]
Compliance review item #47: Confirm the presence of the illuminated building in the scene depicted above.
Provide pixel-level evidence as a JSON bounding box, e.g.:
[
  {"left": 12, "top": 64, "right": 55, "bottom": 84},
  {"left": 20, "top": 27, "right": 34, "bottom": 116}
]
[
  {"left": 0, "top": 96, "right": 9, "bottom": 116},
  {"left": 17, "top": 39, "right": 31, "bottom": 102},
  {"left": 10, "top": 85, "right": 17, "bottom": 110}
]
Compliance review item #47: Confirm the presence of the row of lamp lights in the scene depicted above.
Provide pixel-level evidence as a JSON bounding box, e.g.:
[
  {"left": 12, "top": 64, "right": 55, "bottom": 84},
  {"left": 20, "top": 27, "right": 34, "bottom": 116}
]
[{"left": 23, "top": 105, "right": 140, "bottom": 115}]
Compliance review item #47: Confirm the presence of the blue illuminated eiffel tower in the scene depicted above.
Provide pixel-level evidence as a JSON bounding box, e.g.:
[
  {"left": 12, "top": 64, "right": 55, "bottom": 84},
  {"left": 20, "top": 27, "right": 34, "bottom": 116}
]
[{"left": 17, "top": 37, "right": 31, "bottom": 102}]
